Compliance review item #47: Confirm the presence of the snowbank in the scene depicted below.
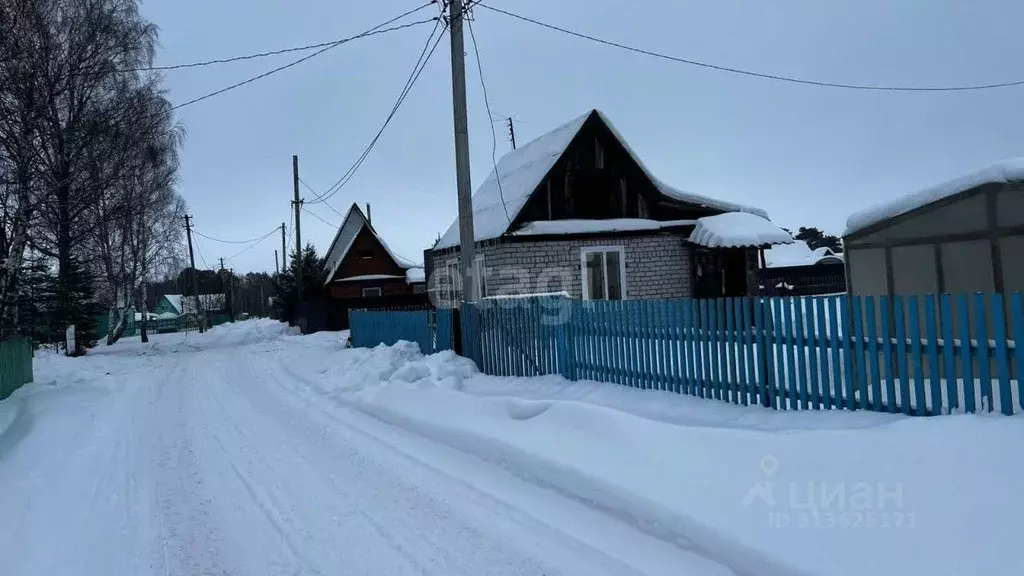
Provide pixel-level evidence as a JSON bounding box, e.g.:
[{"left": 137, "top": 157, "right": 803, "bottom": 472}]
[
  {"left": 280, "top": 339, "right": 1024, "bottom": 576},
  {"left": 0, "top": 397, "right": 21, "bottom": 442},
  {"left": 845, "top": 158, "right": 1024, "bottom": 236},
  {"left": 689, "top": 213, "right": 793, "bottom": 248}
]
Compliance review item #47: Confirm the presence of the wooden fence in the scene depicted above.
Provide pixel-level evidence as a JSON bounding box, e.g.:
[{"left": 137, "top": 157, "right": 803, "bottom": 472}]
[
  {"left": 0, "top": 338, "right": 33, "bottom": 401},
  {"left": 349, "top": 308, "right": 455, "bottom": 354},
  {"left": 353, "top": 293, "right": 1024, "bottom": 416}
]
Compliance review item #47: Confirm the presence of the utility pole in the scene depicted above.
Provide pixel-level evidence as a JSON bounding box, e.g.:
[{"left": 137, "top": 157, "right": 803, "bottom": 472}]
[
  {"left": 280, "top": 222, "right": 287, "bottom": 273},
  {"left": 228, "top": 268, "right": 235, "bottom": 322},
  {"left": 449, "top": 0, "right": 476, "bottom": 304},
  {"left": 182, "top": 215, "right": 205, "bottom": 333},
  {"left": 274, "top": 250, "right": 279, "bottom": 276},
  {"left": 507, "top": 117, "right": 517, "bottom": 150},
  {"left": 218, "top": 257, "right": 225, "bottom": 271},
  {"left": 292, "top": 155, "right": 303, "bottom": 309}
]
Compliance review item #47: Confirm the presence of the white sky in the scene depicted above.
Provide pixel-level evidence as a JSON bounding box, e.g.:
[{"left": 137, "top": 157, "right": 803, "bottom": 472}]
[{"left": 141, "top": 0, "right": 1024, "bottom": 272}]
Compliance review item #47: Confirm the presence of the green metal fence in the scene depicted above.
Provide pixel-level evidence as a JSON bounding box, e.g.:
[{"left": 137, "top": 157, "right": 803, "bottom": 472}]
[{"left": 0, "top": 339, "right": 33, "bottom": 401}]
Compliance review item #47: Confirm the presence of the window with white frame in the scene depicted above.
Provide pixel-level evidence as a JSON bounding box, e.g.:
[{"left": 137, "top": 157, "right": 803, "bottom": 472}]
[
  {"left": 362, "top": 287, "right": 382, "bottom": 297},
  {"left": 445, "top": 261, "right": 461, "bottom": 304},
  {"left": 580, "top": 247, "right": 625, "bottom": 300},
  {"left": 474, "top": 255, "right": 487, "bottom": 301}
]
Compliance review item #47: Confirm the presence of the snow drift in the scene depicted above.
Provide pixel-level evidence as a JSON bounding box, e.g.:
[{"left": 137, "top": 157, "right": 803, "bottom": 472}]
[{"left": 281, "top": 338, "right": 1024, "bottom": 576}]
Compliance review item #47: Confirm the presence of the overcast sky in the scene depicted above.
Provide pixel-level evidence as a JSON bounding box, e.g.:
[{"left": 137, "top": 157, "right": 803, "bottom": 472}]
[{"left": 140, "top": 0, "right": 1024, "bottom": 273}]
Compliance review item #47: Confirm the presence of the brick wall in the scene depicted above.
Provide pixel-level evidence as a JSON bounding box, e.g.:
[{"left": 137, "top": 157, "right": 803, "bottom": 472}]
[{"left": 431, "top": 233, "right": 692, "bottom": 305}]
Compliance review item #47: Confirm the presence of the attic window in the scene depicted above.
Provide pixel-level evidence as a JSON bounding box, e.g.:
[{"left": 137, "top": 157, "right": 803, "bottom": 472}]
[{"left": 358, "top": 249, "right": 374, "bottom": 260}]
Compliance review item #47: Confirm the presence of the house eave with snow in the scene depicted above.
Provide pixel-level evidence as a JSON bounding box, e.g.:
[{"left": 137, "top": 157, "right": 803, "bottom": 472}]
[{"left": 429, "top": 109, "right": 791, "bottom": 304}]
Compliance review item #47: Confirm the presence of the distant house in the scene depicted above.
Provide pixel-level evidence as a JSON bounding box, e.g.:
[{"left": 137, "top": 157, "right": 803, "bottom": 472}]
[
  {"left": 764, "top": 241, "right": 844, "bottom": 268},
  {"left": 155, "top": 294, "right": 184, "bottom": 317},
  {"left": 322, "top": 203, "right": 427, "bottom": 299},
  {"left": 844, "top": 159, "right": 1024, "bottom": 298},
  {"left": 181, "top": 293, "right": 226, "bottom": 315},
  {"left": 428, "top": 109, "right": 791, "bottom": 304},
  {"left": 760, "top": 241, "right": 846, "bottom": 296}
]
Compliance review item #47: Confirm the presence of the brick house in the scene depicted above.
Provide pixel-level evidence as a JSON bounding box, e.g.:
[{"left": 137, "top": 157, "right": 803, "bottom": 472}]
[
  {"left": 428, "top": 109, "right": 791, "bottom": 305},
  {"left": 322, "top": 203, "right": 426, "bottom": 299}
]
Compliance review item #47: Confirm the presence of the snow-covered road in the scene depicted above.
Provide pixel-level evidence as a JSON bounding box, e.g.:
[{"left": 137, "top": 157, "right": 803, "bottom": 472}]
[{"left": 0, "top": 323, "right": 729, "bottom": 576}]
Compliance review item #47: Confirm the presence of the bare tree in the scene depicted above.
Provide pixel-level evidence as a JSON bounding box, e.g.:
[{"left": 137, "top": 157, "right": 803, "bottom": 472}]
[{"left": 0, "top": 0, "right": 185, "bottom": 349}]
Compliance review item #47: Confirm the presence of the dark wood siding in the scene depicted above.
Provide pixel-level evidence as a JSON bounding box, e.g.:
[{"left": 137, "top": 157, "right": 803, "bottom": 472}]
[
  {"left": 334, "top": 227, "right": 405, "bottom": 280},
  {"left": 330, "top": 278, "right": 411, "bottom": 299},
  {"left": 513, "top": 114, "right": 722, "bottom": 229}
]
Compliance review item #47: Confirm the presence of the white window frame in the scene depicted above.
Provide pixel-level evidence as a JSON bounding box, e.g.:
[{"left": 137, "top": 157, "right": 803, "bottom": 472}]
[
  {"left": 580, "top": 246, "right": 627, "bottom": 301},
  {"left": 473, "top": 255, "right": 487, "bottom": 301},
  {"left": 362, "top": 287, "right": 383, "bottom": 298},
  {"left": 445, "top": 260, "right": 461, "bottom": 304}
]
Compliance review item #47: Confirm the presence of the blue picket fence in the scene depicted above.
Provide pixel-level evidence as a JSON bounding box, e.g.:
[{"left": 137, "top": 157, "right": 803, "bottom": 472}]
[
  {"left": 352, "top": 293, "right": 1024, "bottom": 416},
  {"left": 349, "top": 308, "right": 455, "bottom": 354}
]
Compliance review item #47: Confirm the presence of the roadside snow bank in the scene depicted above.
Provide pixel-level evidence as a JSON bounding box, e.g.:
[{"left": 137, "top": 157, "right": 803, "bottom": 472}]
[
  {"left": 285, "top": 340, "right": 1024, "bottom": 576},
  {"left": 0, "top": 397, "right": 21, "bottom": 441}
]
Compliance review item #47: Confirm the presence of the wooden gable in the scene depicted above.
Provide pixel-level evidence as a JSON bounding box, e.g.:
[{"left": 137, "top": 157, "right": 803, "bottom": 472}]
[
  {"left": 331, "top": 226, "right": 405, "bottom": 281},
  {"left": 512, "top": 112, "right": 723, "bottom": 229}
]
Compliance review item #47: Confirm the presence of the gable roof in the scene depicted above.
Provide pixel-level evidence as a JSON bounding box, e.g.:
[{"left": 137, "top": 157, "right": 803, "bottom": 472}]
[
  {"left": 322, "top": 203, "right": 416, "bottom": 286},
  {"left": 435, "top": 109, "right": 767, "bottom": 250},
  {"left": 162, "top": 294, "right": 184, "bottom": 314},
  {"left": 845, "top": 158, "right": 1024, "bottom": 237}
]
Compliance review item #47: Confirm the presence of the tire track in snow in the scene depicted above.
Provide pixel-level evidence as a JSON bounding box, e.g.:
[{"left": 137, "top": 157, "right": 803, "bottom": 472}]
[{"left": 198, "top": 344, "right": 606, "bottom": 576}]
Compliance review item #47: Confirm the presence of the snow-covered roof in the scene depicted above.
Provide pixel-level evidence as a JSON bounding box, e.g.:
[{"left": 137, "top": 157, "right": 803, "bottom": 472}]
[
  {"left": 435, "top": 109, "right": 767, "bottom": 249},
  {"left": 163, "top": 294, "right": 184, "bottom": 314},
  {"left": 155, "top": 311, "right": 179, "bottom": 320},
  {"left": 688, "top": 213, "right": 793, "bottom": 248},
  {"left": 514, "top": 218, "right": 697, "bottom": 237},
  {"left": 406, "top": 267, "right": 425, "bottom": 283},
  {"left": 322, "top": 203, "right": 416, "bottom": 286},
  {"left": 845, "top": 158, "right": 1024, "bottom": 236},
  {"left": 333, "top": 274, "right": 405, "bottom": 283},
  {"left": 181, "top": 294, "right": 226, "bottom": 314},
  {"left": 764, "top": 240, "right": 843, "bottom": 268}
]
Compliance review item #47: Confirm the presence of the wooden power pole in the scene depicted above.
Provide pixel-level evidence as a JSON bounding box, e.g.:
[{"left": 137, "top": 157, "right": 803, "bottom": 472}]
[
  {"left": 280, "top": 222, "right": 287, "bottom": 273},
  {"left": 182, "top": 215, "right": 205, "bottom": 333},
  {"left": 292, "top": 155, "right": 303, "bottom": 309},
  {"left": 274, "top": 250, "right": 279, "bottom": 277},
  {"left": 449, "top": 0, "right": 476, "bottom": 303}
]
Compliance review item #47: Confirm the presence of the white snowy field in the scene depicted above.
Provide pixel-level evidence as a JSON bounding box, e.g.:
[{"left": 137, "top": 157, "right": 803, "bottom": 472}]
[{"left": 0, "top": 320, "right": 1021, "bottom": 576}]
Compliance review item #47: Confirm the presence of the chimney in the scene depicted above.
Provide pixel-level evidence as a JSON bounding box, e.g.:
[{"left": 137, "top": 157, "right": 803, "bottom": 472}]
[{"left": 366, "top": 203, "right": 372, "bottom": 226}]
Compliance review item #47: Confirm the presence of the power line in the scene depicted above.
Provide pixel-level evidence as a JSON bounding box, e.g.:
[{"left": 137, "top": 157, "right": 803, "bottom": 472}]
[
  {"left": 299, "top": 178, "right": 344, "bottom": 218},
  {"left": 308, "top": 17, "right": 449, "bottom": 205},
  {"left": 194, "top": 229, "right": 281, "bottom": 244},
  {"left": 467, "top": 17, "right": 512, "bottom": 225},
  {"left": 125, "top": 4, "right": 435, "bottom": 73},
  {"left": 301, "top": 205, "right": 337, "bottom": 228},
  {"left": 225, "top": 229, "right": 279, "bottom": 262},
  {"left": 170, "top": 15, "right": 437, "bottom": 111},
  {"left": 192, "top": 236, "right": 211, "bottom": 269},
  {"left": 477, "top": 3, "right": 1024, "bottom": 92}
]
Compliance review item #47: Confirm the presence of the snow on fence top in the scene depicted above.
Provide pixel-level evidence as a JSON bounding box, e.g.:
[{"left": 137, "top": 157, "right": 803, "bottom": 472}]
[
  {"left": 513, "top": 218, "right": 697, "bottom": 237},
  {"left": 688, "top": 212, "right": 793, "bottom": 248},
  {"left": 434, "top": 109, "right": 767, "bottom": 249},
  {"left": 845, "top": 157, "right": 1024, "bottom": 236}
]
